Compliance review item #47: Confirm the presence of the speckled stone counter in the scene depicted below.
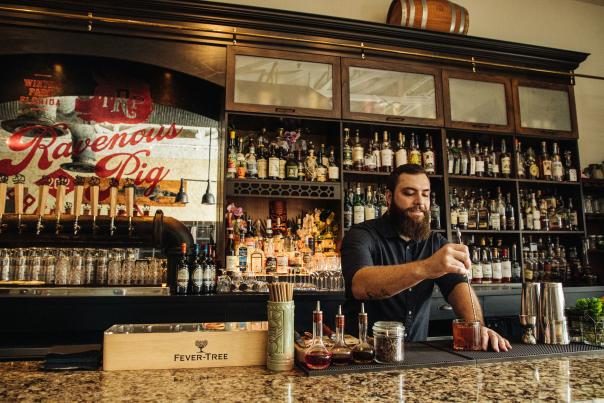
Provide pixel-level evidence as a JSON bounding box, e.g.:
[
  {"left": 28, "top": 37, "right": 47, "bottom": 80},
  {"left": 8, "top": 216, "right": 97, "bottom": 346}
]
[{"left": 1, "top": 354, "right": 604, "bottom": 402}]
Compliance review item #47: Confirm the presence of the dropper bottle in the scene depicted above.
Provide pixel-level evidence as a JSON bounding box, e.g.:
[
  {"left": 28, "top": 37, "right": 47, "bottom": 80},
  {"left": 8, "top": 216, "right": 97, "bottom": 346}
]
[
  {"left": 330, "top": 305, "right": 352, "bottom": 365},
  {"left": 352, "top": 303, "right": 374, "bottom": 364},
  {"left": 304, "top": 301, "right": 332, "bottom": 369}
]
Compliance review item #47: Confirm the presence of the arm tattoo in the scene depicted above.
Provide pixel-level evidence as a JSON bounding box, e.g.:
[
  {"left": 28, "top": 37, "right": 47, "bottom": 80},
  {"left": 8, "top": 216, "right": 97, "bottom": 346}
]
[{"left": 365, "top": 288, "right": 391, "bottom": 300}]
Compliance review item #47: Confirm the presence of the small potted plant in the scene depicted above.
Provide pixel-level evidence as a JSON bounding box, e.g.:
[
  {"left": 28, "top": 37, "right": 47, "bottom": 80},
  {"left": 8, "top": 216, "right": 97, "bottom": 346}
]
[{"left": 575, "top": 297, "right": 604, "bottom": 346}]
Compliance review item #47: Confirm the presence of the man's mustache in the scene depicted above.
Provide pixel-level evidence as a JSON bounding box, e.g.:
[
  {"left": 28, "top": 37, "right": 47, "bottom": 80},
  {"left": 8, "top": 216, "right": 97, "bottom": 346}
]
[{"left": 405, "top": 206, "right": 427, "bottom": 213}]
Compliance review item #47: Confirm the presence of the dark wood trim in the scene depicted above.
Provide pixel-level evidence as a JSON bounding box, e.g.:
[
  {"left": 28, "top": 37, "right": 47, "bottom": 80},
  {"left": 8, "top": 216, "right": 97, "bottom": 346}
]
[
  {"left": 442, "top": 70, "right": 515, "bottom": 133},
  {"left": 1, "top": 1, "right": 589, "bottom": 72},
  {"left": 512, "top": 78, "right": 578, "bottom": 139},
  {"left": 225, "top": 45, "right": 342, "bottom": 119},
  {"left": 341, "top": 57, "right": 444, "bottom": 126}
]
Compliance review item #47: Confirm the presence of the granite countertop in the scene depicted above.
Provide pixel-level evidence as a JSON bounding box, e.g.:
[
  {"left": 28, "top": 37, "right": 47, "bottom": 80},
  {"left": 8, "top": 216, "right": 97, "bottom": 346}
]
[{"left": 1, "top": 354, "right": 604, "bottom": 402}]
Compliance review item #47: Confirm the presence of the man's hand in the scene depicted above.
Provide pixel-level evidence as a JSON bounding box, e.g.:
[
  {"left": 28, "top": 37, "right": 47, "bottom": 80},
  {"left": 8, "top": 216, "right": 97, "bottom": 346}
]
[
  {"left": 481, "top": 326, "right": 512, "bottom": 352},
  {"left": 419, "top": 243, "right": 471, "bottom": 279}
]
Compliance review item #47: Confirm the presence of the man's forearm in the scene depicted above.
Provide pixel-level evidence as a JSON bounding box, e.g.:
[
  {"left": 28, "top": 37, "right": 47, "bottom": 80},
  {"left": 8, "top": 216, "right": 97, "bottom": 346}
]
[
  {"left": 351, "top": 261, "right": 426, "bottom": 299},
  {"left": 447, "top": 282, "right": 484, "bottom": 323}
]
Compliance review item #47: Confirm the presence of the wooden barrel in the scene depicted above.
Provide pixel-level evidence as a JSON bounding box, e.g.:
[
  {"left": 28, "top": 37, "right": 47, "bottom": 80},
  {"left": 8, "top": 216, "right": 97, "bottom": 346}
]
[{"left": 387, "top": 0, "right": 469, "bottom": 35}]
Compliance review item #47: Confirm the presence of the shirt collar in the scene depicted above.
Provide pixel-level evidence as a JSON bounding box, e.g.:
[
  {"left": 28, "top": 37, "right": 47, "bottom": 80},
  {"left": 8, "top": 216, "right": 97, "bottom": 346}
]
[{"left": 378, "top": 212, "right": 401, "bottom": 239}]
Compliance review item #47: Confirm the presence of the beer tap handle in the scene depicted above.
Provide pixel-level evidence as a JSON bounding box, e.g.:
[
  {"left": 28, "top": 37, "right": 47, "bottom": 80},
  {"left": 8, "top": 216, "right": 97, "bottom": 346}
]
[
  {"left": 55, "top": 182, "right": 66, "bottom": 219},
  {"left": 109, "top": 181, "right": 118, "bottom": 236},
  {"left": 37, "top": 183, "right": 49, "bottom": 215},
  {"left": 91, "top": 185, "right": 99, "bottom": 218},
  {"left": 73, "top": 184, "right": 84, "bottom": 217},
  {"left": 0, "top": 179, "right": 7, "bottom": 216},
  {"left": 14, "top": 183, "right": 24, "bottom": 215},
  {"left": 125, "top": 184, "right": 135, "bottom": 236}
]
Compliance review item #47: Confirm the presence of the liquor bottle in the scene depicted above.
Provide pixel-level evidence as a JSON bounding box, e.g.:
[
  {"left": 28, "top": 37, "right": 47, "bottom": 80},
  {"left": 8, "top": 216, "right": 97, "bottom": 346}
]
[
  {"left": 370, "top": 132, "right": 380, "bottom": 171},
  {"left": 551, "top": 142, "right": 564, "bottom": 182},
  {"left": 376, "top": 185, "right": 388, "bottom": 217},
  {"left": 353, "top": 183, "right": 365, "bottom": 225},
  {"left": 458, "top": 197, "right": 469, "bottom": 230},
  {"left": 423, "top": 134, "right": 436, "bottom": 174},
  {"left": 226, "top": 130, "right": 237, "bottom": 179},
  {"left": 343, "top": 128, "right": 353, "bottom": 170},
  {"left": 539, "top": 141, "right": 552, "bottom": 181},
  {"left": 236, "top": 137, "right": 247, "bottom": 179},
  {"left": 363, "top": 139, "right": 377, "bottom": 172},
  {"left": 328, "top": 147, "right": 339, "bottom": 182},
  {"left": 380, "top": 131, "right": 393, "bottom": 173},
  {"left": 190, "top": 244, "right": 203, "bottom": 294},
  {"left": 264, "top": 219, "right": 276, "bottom": 273},
  {"left": 285, "top": 149, "right": 299, "bottom": 180},
  {"left": 364, "top": 185, "right": 376, "bottom": 221},
  {"left": 176, "top": 242, "right": 189, "bottom": 295},
  {"left": 491, "top": 247, "right": 502, "bottom": 284},
  {"left": 490, "top": 139, "right": 500, "bottom": 178},
  {"left": 257, "top": 141, "right": 268, "bottom": 179},
  {"left": 471, "top": 247, "right": 483, "bottom": 284},
  {"left": 330, "top": 305, "right": 352, "bottom": 365},
  {"left": 481, "top": 247, "right": 492, "bottom": 284},
  {"left": 500, "top": 247, "right": 511, "bottom": 283},
  {"left": 430, "top": 192, "right": 441, "bottom": 230},
  {"left": 447, "top": 139, "right": 454, "bottom": 175},
  {"left": 525, "top": 146, "right": 539, "bottom": 180},
  {"left": 352, "top": 303, "right": 374, "bottom": 363},
  {"left": 467, "top": 140, "right": 476, "bottom": 176},
  {"left": 516, "top": 140, "right": 526, "bottom": 179},
  {"left": 467, "top": 199, "right": 478, "bottom": 230},
  {"left": 316, "top": 145, "right": 328, "bottom": 182},
  {"left": 352, "top": 129, "right": 364, "bottom": 170},
  {"left": 201, "top": 244, "right": 213, "bottom": 294},
  {"left": 449, "top": 189, "right": 458, "bottom": 230},
  {"left": 474, "top": 142, "right": 484, "bottom": 177},
  {"left": 505, "top": 193, "right": 515, "bottom": 230},
  {"left": 395, "top": 132, "right": 407, "bottom": 168},
  {"left": 277, "top": 129, "right": 287, "bottom": 180},
  {"left": 304, "top": 301, "right": 332, "bottom": 369},
  {"left": 564, "top": 151, "right": 577, "bottom": 182},
  {"left": 452, "top": 139, "right": 461, "bottom": 175},
  {"left": 523, "top": 251, "right": 534, "bottom": 282},
  {"left": 225, "top": 228, "right": 238, "bottom": 273},
  {"left": 268, "top": 144, "right": 280, "bottom": 180},
  {"left": 500, "top": 139, "right": 511, "bottom": 178},
  {"left": 568, "top": 198, "right": 579, "bottom": 231},
  {"left": 297, "top": 148, "right": 306, "bottom": 182},
  {"left": 408, "top": 133, "right": 422, "bottom": 165},
  {"left": 344, "top": 186, "right": 353, "bottom": 230},
  {"left": 511, "top": 244, "right": 522, "bottom": 283},
  {"left": 320, "top": 143, "right": 329, "bottom": 168},
  {"left": 305, "top": 142, "right": 318, "bottom": 181},
  {"left": 458, "top": 139, "right": 468, "bottom": 176},
  {"left": 478, "top": 199, "right": 489, "bottom": 230}
]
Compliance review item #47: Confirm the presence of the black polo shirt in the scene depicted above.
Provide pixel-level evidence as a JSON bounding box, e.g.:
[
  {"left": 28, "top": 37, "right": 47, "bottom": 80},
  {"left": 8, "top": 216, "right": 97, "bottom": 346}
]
[{"left": 341, "top": 212, "right": 465, "bottom": 341}]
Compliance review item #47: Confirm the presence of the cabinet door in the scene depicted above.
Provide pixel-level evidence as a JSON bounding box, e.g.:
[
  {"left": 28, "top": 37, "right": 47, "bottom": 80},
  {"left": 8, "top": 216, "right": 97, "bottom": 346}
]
[
  {"left": 342, "top": 58, "right": 443, "bottom": 125},
  {"left": 513, "top": 79, "right": 577, "bottom": 138},
  {"left": 443, "top": 70, "right": 514, "bottom": 132},
  {"left": 226, "top": 46, "right": 341, "bottom": 118}
]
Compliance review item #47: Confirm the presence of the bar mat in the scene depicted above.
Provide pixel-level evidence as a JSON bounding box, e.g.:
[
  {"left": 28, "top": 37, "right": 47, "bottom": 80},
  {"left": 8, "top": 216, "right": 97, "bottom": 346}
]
[
  {"left": 426, "top": 340, "right": 604, "bottom": 364},
  {"left": 297, "top": 342, "right": 473, "bottom": 377}
]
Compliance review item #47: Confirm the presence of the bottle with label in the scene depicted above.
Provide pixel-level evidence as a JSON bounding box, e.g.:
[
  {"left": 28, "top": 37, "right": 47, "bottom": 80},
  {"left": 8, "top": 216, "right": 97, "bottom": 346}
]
[
  {"left": 408, "top": 133, "right": 422, "bottom": 165},
  {"left": 225, "top": 229, "right": 238, "bottom": 273},
  {"left": 226, "top": 130, "right": 237, "bottom": 179},
  {"left": 474, "top": 142, "right": 484, "bottom": 177},
  {"left": 525, "top": 146, "right": 539, "bottom": 180},
  {"left": 430, "top": 192, "right": 441, "bottom": 230},
  {"left": 516, "top": 140, "right": 525, "bottom": 179},
  {"left": 395, "top": 132, "right": 407, "bottom": 168},
  {"left": 511, "top": 244, "right": 522, "bottom": 283},
  {"left": 363, "top": 139, "right": 377, "bottom": 172},
  {"left": 466, "top": 140, "right": 475, "bottom": 176},
  {"left": 491, "top": 247, "right": 502, "bottom": 284},
  {"left": 564, "top": 151, "right": 577, "bottom": 182},
  {"left": 246, "top": 141, "right": 258, "bottom": 178},
  {"left": 236, "top": 137, "right": 247, "bottom": 179},
  {"left": 500, "top": 139, "right": 511, "bottom": 178},
  {"left": 380, "top": 131, "right": 393, "bottom": 173},
  {"left": 500, "top": 247, "right": 512, "bottom": 283},
  {"left": 285, "top": 149, "right": 299, "bottom": 180},
  {"left": 257, "top": 141, "right": 268, "bottom": 180},
  {"left": 568, "top": 198, "right": 579, "bottom": 231},
  {"left": 202, "top": 244, "right": 213, "bottom": 294},
  {"left": 471, "top": 248, "right": 483, "bottom": 284},
  {"left": 268, "top": 144, "right": 280, "bottom": 180},
  {"left": 328, "top": 147, "right": 339, "bottom": 182},
  {"left": 352, "top": 129, "right": 364, "bottom": 170},
  {"left": 481, "top": 248, "right": 492, "bottom": 284},
  {"left": 423, "top": 134, "right": 436, "bottom": 174},
  {"left": 490, "top": 140, "right": 500, "bottom": 177},
  {"left": 447, "top": 139, "right": 454, "bottom": 174},
  {"left": 353, "top": 184, "right": 365, "bottom": 225},
  {"left": 176, "top": 242, "right": 189, "bottom": 295},
  {"left": 316, "top": 145, "right": 328, "bottom": 182},
  {"left": 297, "top": 148, "right": 306, "bottom": 182},
  {"left": 371, "top": 132, "right": 381, "bottom": 171},
  {"left": 364, "top": 185, "right": 376, "bottom": 221},
  {"left": 344, "top": 186, "right": 353, "bottom": 230},
  {"left": 551, "top": 142, "right": 564, "bottom": 181},
  {"left": 458, "top": 198, "right": 469, "bottom": 230},
  {"left": 190, "top": 244, "right": 203, "bottom": 294},
  {"left": 343, "top": 128, "right": 353, "bottom": 170},
  {"left": 539, "top": 141, "right": 552, "bottom": 180}
]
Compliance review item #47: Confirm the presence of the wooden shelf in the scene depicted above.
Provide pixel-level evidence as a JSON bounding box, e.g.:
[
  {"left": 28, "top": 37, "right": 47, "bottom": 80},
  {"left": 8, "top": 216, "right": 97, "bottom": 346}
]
[
  {"left": 585, "top": 214, "right": 604, "bottom": 221},
  {"left": 343, "top": 170, "right": 443, "bottom": 179},
  {"left": 521, "top": 230, "right": 584, "bottom": 235},
  {"left": 457, "top": 229, "right": 520, "bottom": 234},
  {"left": 448, "top": 175, "right": 516, "bottom": 182},
  {"left": 582, "top": 178, "right": 604, "bottom": 189},
  {"left": 517, "top": 179, "right": 580, "bottom": 186}
]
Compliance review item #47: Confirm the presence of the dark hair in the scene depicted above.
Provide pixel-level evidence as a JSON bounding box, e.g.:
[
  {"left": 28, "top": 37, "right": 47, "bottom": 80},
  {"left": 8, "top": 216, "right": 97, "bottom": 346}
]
[{"left": 386, "top": 164, "right": 427, "bottom": 194}]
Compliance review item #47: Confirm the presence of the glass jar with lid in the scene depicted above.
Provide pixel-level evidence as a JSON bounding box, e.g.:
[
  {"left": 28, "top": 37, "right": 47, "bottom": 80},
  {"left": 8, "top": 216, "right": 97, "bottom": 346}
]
[{"left": 372, "top": 321, "right": 405, "bottom": 364}]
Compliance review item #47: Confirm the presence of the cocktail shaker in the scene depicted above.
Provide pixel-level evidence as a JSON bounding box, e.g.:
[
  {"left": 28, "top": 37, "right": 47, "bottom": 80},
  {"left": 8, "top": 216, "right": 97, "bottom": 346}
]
[
  {"left": 540, "top": 282, "right": 570, "bottom": 345},
  {"left": 521, "top": 282, "right": 541, "bottom": 341}
]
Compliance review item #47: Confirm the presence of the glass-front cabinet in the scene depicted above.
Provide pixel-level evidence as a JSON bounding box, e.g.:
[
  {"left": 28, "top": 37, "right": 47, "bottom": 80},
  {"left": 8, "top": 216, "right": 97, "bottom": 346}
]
[
  {"left": 342, "top": 58, "right": 443, "bottom": 125},
  {"left": 442, "top": 70, "right": 514, "bottom": 132},
  {"left": 226, "top": 46, "right": 341, "bottom": 118},
  {"left": 513, "top": 79, "right": 577, "bottom": 138}
]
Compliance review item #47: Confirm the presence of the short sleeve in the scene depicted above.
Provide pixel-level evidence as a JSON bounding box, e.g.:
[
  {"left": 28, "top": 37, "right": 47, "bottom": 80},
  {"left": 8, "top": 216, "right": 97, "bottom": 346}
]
[
  {"left": 433, "top": 233, "right": 466, "bottom": 300},
  {"left": 341, "top": 227, "right": 375, "bottom": 299}
]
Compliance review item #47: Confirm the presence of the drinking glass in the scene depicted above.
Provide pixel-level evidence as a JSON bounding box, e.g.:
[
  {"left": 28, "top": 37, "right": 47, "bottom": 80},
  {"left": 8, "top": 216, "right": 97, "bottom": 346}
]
[
  {"left": 55, "top": 250, "right": 70, "bottom": 285},
  {"left": 96, "top": 249, "right": 108, "bottom": 286},
  {"left": 134, "top": 260, "right": 148, "bottom": 285},
  {"left": 0, "top": 249, "right": 11, "bottom": 281},
  {"left": 452, "top": 319, "right": 482, "bottom": 351},
  {"left": 42, "top": 249, "right": 56, "bottom": 285}
]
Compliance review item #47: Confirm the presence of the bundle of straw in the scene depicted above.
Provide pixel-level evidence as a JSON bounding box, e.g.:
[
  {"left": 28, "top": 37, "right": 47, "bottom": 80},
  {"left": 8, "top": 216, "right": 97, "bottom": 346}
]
[{"left": 268, "top": 282, "right": 293, "bottom": 302}]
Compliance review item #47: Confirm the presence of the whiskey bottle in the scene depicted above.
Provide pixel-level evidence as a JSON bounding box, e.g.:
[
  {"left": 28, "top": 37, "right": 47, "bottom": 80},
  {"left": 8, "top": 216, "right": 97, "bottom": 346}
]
[
  {"left": 395, "top": 132, "right": 407, "bottom": 168},
  {"left": 500, "top": 139, "right": 511, "bottom": 178},
  {"left": 467, "top": 140, "right": 476, "bottom": 176},
  {"left": 500, "top": 247, "right": 511, "bottom": 283},
  {"left": 408, "top": 133, "right": 422, "bottom": 165},
  {"left": 277, "top": 129, "right": 287, "bottom": 180},
  {"left": 344, "top": 186, "right": 353, "bottom": 230},
  {"left": 226, "top": 130, "right": 237, "bottom": 179},
  {"left": 285, "top": 149, "right": 299, "bottom": 180},
  {"left": 176, "top": 242, "right": 189, "bottom": 295},
  {"left": 471, "top": 247, "right": 483, "bottom": 284},
  {"left": 474, "top": 142, "right": 485, "bottom": 177},
  {"left": 363, "top": 139, "right": 377, "bottom": 172},
  {"left": 353, "top": 183, "right": 365, "bottom": 225},
  {"left": 551, "top": 142, "right": 564, "bottom": 182},
  {"left": 316, "top": 145, "right": 328, "bottom": 183},
  {"left": 257, "top": 142, "right": 268, "bottom": 179},
  {"left": 511, "top": 244, "right": 522, "bottom": 283},
  {"left": 539, "top": 141, "right": 552, "bottom": 181},
  {"left": 327, "top": 147, "right": 339, "bottom": 182},
  {"left": 491, "top": 247, "right": 502, "bottom": 284},
  {"left": 380, "top": 131, "right": 393, "bottom": 173},
  {"left": 564, "top": 151, "right": 577, "bottom": 182},
  {"left": 268, "top": 144, "right": 280, "bottom": 180},
  {"left": 423, "top": 134, "right": 436, "bottom": 174},
  {"left": 352, "top": 129, "right": 364, "bottom": 170},
  {"left": 246, "top": 141, "right": 258, "bottom": 178},
  {"left": 490, "top": 139, "right": 500, "bottom": 178},
  {"left": 297, "top": 148, "right": 306, "bottom": 182},
  {"left": 525, "top": 146, "right": 539, "bottom": 180},
  {"left": 516, "top": 140, "right": 526, "bottom": 179},
  {"left": 430, "top": 192, "right": 441, "bottom": 229},
  {"left": 225, "top": 228, "right": 238, "bottom": 273},
  {"left": 343, "top": 128, "right": 353, "bottom": 170},
  {"left": 372, "top": 132, "right": 382, "bottom": 171},
  {"left": 481, "top": 247, "right": 493, "bottom": 284},
  {"left": 190, "top": 244, "right": 203, "bottom": 295},
  {"left": 459, "top": 139, "right": 469, "bottom": 176},
  {"left": 364, "top": 185, "right": 376, "bottom": 221},
  {"left": 447, "top": 138, "right": 454, "bottom": 174},
  {"left": 236, "top": 136, "right": 247, "bottom": 179}
]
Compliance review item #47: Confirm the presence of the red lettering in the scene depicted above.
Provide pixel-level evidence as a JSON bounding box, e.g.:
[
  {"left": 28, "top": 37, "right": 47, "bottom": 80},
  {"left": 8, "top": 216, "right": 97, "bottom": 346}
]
[
  {"left": 52, "top": 141, "right": 72, "bottom": 160},
  {"left": 0, "top": 127, "right": 56, "bottom": 175}
]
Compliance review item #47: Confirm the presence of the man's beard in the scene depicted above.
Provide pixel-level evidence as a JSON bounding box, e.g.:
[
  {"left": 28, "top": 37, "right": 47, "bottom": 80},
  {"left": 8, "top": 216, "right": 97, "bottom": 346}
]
[{"left": 389, "top": 202, "right": 431, "bottom": 241}]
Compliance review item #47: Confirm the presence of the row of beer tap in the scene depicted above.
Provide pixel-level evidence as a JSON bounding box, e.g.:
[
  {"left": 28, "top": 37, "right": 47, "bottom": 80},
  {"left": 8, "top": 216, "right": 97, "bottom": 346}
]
[{"left": 0, "top": 175, "right": 137, "bottom": 238}]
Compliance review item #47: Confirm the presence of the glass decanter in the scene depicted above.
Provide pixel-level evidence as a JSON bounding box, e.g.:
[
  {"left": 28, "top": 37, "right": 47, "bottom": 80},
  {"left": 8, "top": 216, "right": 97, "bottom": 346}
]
[
  {"left": 330, "top": 305, "right": 352, "bottom": 365},
  {"left": 352, "top": 303, "right": 375, "bottom": 364},
  {"left": 304, "top": 301, "right": 332, "bottom": 369}
]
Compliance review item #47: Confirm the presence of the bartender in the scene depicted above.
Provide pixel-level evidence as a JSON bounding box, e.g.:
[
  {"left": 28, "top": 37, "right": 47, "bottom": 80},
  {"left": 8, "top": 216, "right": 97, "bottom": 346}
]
[{"left": 342, "top": 164, "right": 511, "bottom": 352}]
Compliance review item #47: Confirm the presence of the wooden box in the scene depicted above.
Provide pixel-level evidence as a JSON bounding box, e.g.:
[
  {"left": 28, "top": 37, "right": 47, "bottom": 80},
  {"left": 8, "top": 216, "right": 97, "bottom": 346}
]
[{"left": 103, "top": 321, "right": 268, "bottom": 371}]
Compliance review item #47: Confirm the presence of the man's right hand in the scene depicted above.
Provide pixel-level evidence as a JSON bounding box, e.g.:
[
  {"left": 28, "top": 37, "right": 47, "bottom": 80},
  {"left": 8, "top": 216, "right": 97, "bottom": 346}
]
[{"left": 419, "top": 243, "right": 471, "bottom": 279}]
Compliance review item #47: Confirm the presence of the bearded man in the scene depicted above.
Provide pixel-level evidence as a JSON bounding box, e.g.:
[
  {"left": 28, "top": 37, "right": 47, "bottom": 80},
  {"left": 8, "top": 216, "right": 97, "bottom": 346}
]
[{"left": 341, "top": 164, "right": 511, "bottom": 351}]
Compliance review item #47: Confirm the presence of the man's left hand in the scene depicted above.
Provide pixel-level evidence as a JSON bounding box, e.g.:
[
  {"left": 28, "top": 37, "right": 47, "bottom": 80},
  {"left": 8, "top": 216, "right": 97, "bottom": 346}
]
[{"left": 481, "top": 326, "right": 512, "bottom": 352}]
